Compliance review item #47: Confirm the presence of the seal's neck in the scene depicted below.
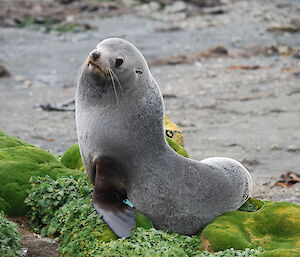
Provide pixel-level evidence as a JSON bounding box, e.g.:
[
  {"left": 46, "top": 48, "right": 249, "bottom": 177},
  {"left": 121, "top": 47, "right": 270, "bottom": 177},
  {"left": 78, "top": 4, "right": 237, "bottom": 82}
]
[{"left": 76, "top": 69, "right": 168, "bottom": 158}]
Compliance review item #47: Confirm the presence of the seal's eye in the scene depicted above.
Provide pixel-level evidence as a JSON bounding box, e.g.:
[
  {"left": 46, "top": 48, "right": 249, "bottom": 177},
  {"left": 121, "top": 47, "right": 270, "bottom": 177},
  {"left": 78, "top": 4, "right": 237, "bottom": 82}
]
[{"left": 115, "top": 58, "right": 124, "bottom": 68}]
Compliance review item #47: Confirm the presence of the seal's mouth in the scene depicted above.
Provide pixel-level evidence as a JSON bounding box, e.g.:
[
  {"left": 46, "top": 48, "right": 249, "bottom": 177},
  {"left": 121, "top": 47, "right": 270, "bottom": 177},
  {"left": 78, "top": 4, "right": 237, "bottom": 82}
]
[{"left": 87, "top": 59, "right": 108, "bottom": 77}]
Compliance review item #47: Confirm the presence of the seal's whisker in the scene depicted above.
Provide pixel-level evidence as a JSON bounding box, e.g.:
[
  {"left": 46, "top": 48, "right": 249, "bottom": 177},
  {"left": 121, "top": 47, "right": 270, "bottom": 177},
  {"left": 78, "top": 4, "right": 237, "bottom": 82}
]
[
  {"left": 108, "top": 70, "right": 119, "bottom": 105},
  {"left": 110, "top": 69, "right": 123, "bottom": 95}
]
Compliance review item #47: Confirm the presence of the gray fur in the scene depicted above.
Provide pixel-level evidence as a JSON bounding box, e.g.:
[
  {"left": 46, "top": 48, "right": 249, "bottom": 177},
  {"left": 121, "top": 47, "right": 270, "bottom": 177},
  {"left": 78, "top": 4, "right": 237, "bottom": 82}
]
[{"left": 75, "top": 38, "right": 252, "bottom": 237}]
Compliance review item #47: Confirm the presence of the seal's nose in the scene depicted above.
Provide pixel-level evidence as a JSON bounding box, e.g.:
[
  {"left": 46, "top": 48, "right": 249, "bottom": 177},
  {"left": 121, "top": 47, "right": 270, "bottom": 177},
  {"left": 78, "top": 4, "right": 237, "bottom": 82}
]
[{"left": 91, "top": 50, "right": 101, "bottom": 61}]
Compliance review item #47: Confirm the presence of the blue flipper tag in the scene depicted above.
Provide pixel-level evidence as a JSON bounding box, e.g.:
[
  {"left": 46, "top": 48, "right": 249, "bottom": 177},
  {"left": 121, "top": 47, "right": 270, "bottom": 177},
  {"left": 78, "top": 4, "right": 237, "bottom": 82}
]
[{"left": 123, "top": 199, "right": 134, "bottom": 208}]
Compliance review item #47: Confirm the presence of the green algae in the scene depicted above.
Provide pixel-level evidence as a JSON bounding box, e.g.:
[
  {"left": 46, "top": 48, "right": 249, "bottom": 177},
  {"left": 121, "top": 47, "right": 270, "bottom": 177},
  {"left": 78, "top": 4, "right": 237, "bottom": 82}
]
[
  {"left": 0, "top": 131, "right": 84, "bottom": 216},
  {"left": 201, "top": 201, "right": 300, "bottom": 255}
]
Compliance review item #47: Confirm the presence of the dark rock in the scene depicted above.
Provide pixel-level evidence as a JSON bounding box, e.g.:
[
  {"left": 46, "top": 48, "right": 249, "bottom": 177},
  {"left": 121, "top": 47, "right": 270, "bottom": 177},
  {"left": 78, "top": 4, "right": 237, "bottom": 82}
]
[
  {"left": 0, "top": 64, "right": 11, "bottom": 78},
  {"left": 56, "top": 0, "right": 78, "bottom": 4}
]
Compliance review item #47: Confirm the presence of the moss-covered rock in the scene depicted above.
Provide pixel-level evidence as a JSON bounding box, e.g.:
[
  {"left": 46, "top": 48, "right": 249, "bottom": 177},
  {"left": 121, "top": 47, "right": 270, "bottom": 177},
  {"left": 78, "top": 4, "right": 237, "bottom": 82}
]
[
  {"left": 166, "top": 137, "right": 189, "bottom": 158},
  {"left": 0, "top": 131, "right": 84, "bottom": 216},
  {"left": 164, "top": 115, "right": 185, "bottom": 147},
  {"left": 60, "top": 144, "right": 84, "bottom": 170},
  {"left": 201, "top": 201, "right": 300, "bottom": 256},
  {"left": 238, "top": 197, "right": 264, "bottom": 212}
]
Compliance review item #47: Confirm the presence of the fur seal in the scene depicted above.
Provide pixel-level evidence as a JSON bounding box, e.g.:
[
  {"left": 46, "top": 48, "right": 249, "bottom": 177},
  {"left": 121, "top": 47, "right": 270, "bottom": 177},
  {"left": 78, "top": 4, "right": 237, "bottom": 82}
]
[{"left": 75, "top": 38, "right": 252, "bottom": 238}]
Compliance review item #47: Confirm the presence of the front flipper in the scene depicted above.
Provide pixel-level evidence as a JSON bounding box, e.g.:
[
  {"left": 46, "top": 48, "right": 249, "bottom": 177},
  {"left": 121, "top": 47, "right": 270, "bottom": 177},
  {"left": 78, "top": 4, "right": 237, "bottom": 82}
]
[
  {"left": 93, "top": 201, "right": 135, "bottom": 238},
  {"left": 91, "top": 156, "right": 136, "bottom": 238}
]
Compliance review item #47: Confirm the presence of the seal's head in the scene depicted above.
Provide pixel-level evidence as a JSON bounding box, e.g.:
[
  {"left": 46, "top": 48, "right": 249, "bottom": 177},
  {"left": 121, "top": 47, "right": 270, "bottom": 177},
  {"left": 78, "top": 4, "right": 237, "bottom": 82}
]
[{"left": 83, "top": 38, "right": 149, "bottom": 99}]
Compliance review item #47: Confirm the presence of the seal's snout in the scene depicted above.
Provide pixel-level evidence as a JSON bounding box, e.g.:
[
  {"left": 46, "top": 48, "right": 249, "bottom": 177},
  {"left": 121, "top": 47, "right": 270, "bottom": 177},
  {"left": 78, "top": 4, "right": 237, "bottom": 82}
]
[
  {"left": 91, "top": 50, "right": 101, "bottom": 61},
  {"left": 87, "top": 49, "right": 108, "bottom": 76}
]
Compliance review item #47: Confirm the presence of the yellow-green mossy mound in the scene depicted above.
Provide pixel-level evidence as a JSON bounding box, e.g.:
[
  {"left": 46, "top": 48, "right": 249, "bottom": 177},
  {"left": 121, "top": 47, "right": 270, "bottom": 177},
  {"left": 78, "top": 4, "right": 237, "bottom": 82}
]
[
  {"left": 201, "top": 201, "right": 300, "bottom": 256},
  {"left": 60, "top": 144, "right": 84, "bottom": 170},
  {"left": 0, "top": 131, "right": 83, "bottom": 216}
]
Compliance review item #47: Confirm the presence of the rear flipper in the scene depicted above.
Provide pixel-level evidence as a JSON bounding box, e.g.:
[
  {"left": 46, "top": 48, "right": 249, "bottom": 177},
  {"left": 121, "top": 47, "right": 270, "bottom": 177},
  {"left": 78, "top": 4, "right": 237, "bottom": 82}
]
[
  {"left": 91, "top": 156, "right": 136, "bottom": 238},
  {"left": 93, "top": 200, "right": 135, "bottom": 238}
]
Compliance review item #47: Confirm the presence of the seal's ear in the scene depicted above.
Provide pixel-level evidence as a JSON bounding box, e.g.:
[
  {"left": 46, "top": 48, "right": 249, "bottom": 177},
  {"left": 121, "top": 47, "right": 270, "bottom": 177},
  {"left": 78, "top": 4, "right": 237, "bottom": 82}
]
[{"left": 135, "top": 68, "right": 143, "bottom": 74}]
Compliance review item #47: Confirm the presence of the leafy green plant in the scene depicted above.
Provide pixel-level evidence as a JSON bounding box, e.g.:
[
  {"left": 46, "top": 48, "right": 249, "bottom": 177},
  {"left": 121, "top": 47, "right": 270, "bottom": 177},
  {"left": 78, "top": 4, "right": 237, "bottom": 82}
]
[
  {"left": 25, "top": 176, "right": 91, "bottom": 231},
  {"left": 199, "top": 248, "right": 264, "bottom": 257},
  {"left": 0, "top": 212, "right": 22, "bottom": 257},
  {"left": 25, "top": 176, "right": 265, "bottom": 257}
]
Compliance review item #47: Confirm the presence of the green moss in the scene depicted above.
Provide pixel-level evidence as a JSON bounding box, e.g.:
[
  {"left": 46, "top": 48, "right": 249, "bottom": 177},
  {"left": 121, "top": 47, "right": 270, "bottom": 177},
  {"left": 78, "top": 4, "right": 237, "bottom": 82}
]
[
  {"left": 238, "top": 198, "right": 265, "bottom": 212},
  {"left": 260, "top": 248, "right": 300, "bottom": 257},
  {"left": 135, "top": 211, "right": 153, "bottom": 230},
  {"left": 60, "top": 144, "right": 84, "bottom": 170},
  {"left": 201, "top": 201, "right": 300, "bottom": 255},
  {"left": 0, "top": 131, "right": 84, "bottom": 216},
  {"left": 166, "top": 137, "right": 189, "bottom": 158}
]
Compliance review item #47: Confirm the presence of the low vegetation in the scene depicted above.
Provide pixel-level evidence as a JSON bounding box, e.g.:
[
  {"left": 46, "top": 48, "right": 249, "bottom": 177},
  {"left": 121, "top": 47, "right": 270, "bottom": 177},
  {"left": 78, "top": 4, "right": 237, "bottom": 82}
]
[
  {"left": 0, "top": 212, "right": 21, "bottom": 257},
  {"left": 25, "top": 176, "right": 265, "bottom": 257}
]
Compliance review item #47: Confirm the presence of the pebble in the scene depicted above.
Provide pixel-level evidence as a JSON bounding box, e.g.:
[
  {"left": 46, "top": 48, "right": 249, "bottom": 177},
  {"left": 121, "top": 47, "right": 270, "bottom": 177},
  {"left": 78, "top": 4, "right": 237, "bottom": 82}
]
[
  {"left": 23, "top": 80, "right": 32, "bottom": 87},
  {"left": 135, "top": 1, "right": 160, "bottom": 15},
  {"left": 15, "top": 75, "right": 26, "bottom": 82},
  {"left": 164, "top": 1, "right": 187, "bottom": 14},
  {"left": 270, "top": 144, "right": 282, "bottom": 150},
  {"left": 287, "top": 145, "right": 300, "bottom": 152}
]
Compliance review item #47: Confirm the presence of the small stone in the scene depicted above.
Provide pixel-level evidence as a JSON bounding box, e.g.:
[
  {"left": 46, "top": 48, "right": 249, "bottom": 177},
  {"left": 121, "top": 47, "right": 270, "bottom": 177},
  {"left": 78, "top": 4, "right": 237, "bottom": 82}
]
[
  {"left": 0, "top": 64, "right": 11, "bottom": 77},
  {"left": 270, "top": 144, "right": 282, "bottom": 150},
  {"left": 15, "top": 75, "right": 26, "bottom": 82},
  {"left": 24, "top": 80, "right": 32, "bottom": 87},
  {"left": 241, "top": 158, "right": 260, "bottom": 166},
  {"left": 287, "top": 145, "right": 300, "bottom": 152},
  {"left": 293, "top": 50, "right": 300, "bottom": 59},
  {"left": 65, "top": 15, "right": 75, "bottom": 23},
  {"left": 135, "top": 2, "right": 160, "bottom": 14},
  {"left": 148, "top": 1, "right": 161, "bottom": 12},
  {"left": 164, "top": 1, "right": 187, "bottom": 14},
  {"left": 122, "top": 0, "right": 135, "bottom": 8},
  {"left": 231, "top": 37, "right": 241, "bottom": 44}
]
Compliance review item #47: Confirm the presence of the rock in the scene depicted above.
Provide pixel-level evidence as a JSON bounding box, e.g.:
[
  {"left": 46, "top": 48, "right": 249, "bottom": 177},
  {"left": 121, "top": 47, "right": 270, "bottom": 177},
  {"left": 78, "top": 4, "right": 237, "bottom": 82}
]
[
  {"left": 135, "top": 1, "right": 161, "bottom": 15},
  {"left": 122, "top": 0, "right": 139, "bottom": 8},
  {"left": 270, "top": 144, "right": 282, "bottom": 150},
  {"left": 293, "top": 50, "right": 300, "bottom": 59},
  {"left": 185, "top": 0, "right": 221, "bottom": 7},
  {"left": 56, "top": 0, "right": 78, "bottom": 4},
  {"left": 14, "top": 75, "right": 26, "bottom": 82},
  {"left": 0, "top": 64, "right": 11, "bottom": 78},
  {"left": 164, "top": 1, "right": 187, "bottom": 14},
  {"left": 231, "top": 36, "right": 241, "bottom": 44},
  {"left": 155, "top": 25, "right": 182, "bottom": 32},
  {"left": 201, "top": 200, "right": 300, "bottom": 255},
  {"left": 287, "top": 145, "right": 300, "bottom": 152},
  {"left": 241, "top": 157, "right": 260, "bottom": 166},
  {"left": 148, "top": 1, "right": 161, "bottom": 11},
  {"left": 23, "top": 80, "right": 32, "bottom": 87},
  {"left": 267, "top": 21, "right": 300, "bottom": 33}
]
